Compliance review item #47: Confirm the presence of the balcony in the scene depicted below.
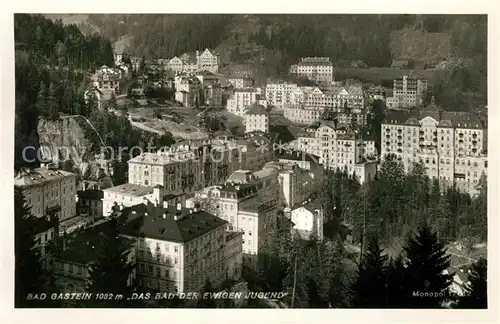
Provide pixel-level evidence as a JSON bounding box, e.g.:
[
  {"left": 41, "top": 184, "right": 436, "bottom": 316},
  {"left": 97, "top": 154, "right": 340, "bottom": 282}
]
[{"left": 472, "top": 140, "right": 477, "bottom": 145}]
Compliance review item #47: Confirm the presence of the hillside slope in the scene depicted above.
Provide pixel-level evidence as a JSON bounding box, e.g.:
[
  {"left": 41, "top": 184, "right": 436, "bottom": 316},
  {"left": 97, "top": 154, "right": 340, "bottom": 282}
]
[{"left": 390, "top": 28, "right": 452, "bottom": 64}]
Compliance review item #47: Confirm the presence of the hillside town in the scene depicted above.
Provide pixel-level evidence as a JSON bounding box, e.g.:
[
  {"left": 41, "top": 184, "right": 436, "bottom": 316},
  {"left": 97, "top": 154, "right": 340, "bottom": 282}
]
[{"left": 14, "top": 14, "right": 488, "bottom": 309}]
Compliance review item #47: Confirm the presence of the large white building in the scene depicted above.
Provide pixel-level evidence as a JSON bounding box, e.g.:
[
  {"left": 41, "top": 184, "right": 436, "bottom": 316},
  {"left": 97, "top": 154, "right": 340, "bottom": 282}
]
[
  {"left": 289, "top": 57, "right": 334, "bottom": 83},
  {"left": 245, "top": 104, "right": 269, "bottom": 134},
  {"left": 226, "top": 88, "right": 260, "bottom": 117},
  {"left": 290, "top": 120, "right": 378, "bottom": 183},
  {"left": 265, "top": 83, "right": 308, "bottom": 109},
  {"left": 119, "top": 202, "right": 241, "bottom": 293},
  {"left": 289, "top": 200, "right": 324, "bottom": 241},
  {"left": 283, "top": 104, "right": 324, "bottom": 125},
  {"left": 196, "top": 49, "right": 220, "bottom": 74},
  {"left": 385, "top": 75, "right": 428, "bottom": 109},
  {"left": 263, "top": 160, "right": 322, "bottom": 209},
  {"left": 381, "top": 104, "right": 487, "bottom": 196},
  {"left": 166, "top": 49, "right": 220, "bottom": 74},
  {"left": 14, "top": 164, "right": 77, "bottom": 221},
  {"left": 186, "top": 167, "right": 281, "bottom": 271},
  {"left": 127, "top": 139, "right": 248, "bottom": 194}
]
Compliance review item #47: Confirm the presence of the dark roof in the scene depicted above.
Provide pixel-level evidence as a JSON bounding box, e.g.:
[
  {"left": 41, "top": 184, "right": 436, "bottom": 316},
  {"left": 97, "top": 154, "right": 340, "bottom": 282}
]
[
  {"left": 33, "top": 218, "right": 54, "bottom": 235},
  {"left": 119, "top": 203, "right": 227, "bottom": 243},
  {"left": 246, "top": 103, "right": 269, "bottom": 115},
  {"left": 277, "top": 150, "right": 320, "bottom": 164},
  {"left": 384, "top": 107, "right": 486, "bottom": 129},
  {"left": 59, "top": 221, "right": 135, "bottom": 264},
  {"left": 77, "top": 189, "right": 104, "bottom": 200}
]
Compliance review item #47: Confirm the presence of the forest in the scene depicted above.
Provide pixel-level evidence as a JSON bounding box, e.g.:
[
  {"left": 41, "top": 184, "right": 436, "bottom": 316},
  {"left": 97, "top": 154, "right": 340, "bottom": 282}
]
[
  {"left": 14, "top": 14, "right": 175, "bottom": 173},
  {"left": 83, "top": 14, "right": 487, "bottom": 111}
]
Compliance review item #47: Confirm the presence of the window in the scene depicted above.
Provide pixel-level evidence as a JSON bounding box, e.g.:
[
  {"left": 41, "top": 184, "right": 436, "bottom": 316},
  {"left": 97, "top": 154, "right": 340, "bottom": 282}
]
[
  {"left": 44, "top": 233, "right": 48, "bottom": 242},
  {"left": 145, "top": 180, "right": 149, "bottom": 185},
  {"left": 68, "top": 264, "right": 74, "bottom": 273},
  {"left": 148, "top": 265, "right": 153, "bottom": 273},
  {"left": 156, "top": 254, "right": 161, "bottom": 261},
  {"left": 156, "top": 267, "right": 161, "bottom": 277},
  {"left": 174, "top": 246, "right": 179, "bottom": 253},
  {"left": 76, "top": 265, "right": 82, "bottom": 274},
  {"left": 174, "top": 258, "right": 178, "bottom": 265},
  {"left": 140, "top": 264, "right": 145, "bottom": 273}
]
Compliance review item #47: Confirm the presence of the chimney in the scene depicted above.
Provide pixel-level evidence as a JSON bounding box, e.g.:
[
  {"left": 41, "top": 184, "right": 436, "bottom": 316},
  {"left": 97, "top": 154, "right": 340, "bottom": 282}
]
[{"left": 177, "top": 202, "right": 182, "bottom": 211}]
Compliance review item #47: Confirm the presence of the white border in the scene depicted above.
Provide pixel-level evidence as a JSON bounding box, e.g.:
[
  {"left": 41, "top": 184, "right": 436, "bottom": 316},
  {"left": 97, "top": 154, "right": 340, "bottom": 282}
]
[{"left": 1, "top": 1, "right": 499, "bottom": 323}]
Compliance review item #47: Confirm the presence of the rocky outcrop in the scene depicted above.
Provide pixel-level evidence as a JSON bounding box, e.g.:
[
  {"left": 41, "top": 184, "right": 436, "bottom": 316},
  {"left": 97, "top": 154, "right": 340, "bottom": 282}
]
[{"left": 36, "top": 115, "right": 106, "bottom": 178}]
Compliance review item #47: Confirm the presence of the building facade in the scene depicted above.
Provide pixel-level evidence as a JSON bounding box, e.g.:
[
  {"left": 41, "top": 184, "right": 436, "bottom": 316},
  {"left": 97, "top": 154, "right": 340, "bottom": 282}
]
[
  {"left": 290, "top": 57, "right": 334, "bottom": 83},
  {"left": 120, "top": 203, "right": 240, "bottom": 293},
  {"left": 226, "top": 88, "right": 260, "bottom": 117},
  {"left": 245, "top": 104, "right": 269, "bottom": 134},
  {"left": 14, "top": 165, "right": 77, "bottom": 221},
  {"left": 386, "top": 75, "right": 428, "bottom": 109},
  {"left": 381, "top": 104, "right": 487, "bottom": 196},
  {"left": 289, "top": 200, "right": 324, "bottom": 241}
]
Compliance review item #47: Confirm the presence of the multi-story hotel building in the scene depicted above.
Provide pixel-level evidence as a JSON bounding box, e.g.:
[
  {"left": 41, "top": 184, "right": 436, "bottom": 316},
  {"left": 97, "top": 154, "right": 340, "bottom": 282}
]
[
  {"left": 166, "top": 49, "right": 220, "bottom": 74},
  {"left": 386, "top": 75, "right": 428, "bottom": 109},
  {"left": 381, "top": 103, "right": 487, "bottom": 196},
  {"left": 187, "top": 167, "right": 281, "bottom": 271},
  {"left": 283, "top": 105, "right": 324, "bottom": 125},
  {"left": 245, "top": 104, "right": 269, "bottom": 134},
  {"left": 195, "top": 49, "right": 220, "bottom": 74},
  {"left": 265, "top": 83, "right": 301, "bottom": 109},
  {"left": 127, "top": 139, "right": 248, "bottom": 193},
  {"left": 14, "top": 165, "right": 77, "bottom": 221},
  {"left": 289, "top": 57, "right": 334, "bottom": 83},
  {"left": 302, "top": 85, "right": 365, "bottom": 111},
  {"left": 119, "top": 202, "right": 241, "bottom": 293},
  {"left": 263, "top": 160, "right": 322, "bottom": 209},
  {"left": 290, "top": 120, "right": 378, "bottom": 183},
  {"left": 226, "top": 87, "right": 261, "bottom": 117}
]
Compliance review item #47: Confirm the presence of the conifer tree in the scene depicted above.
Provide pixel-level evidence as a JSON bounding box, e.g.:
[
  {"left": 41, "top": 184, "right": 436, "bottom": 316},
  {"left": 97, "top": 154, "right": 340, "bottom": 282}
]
[
  {"left": 109, "top": 92, "right": 118, "bottom": 111},
  {"left": 458, "top": 258, "right": 487, "bottom": 309},
  {"left": 350, "top": 235, "right": 388, "bottom": 307},
  {"left": 317, "top": 240, "right": 347, "bottom": 307},
  {"left": 14, "top": 187, "right": 44, "bottom": 307},
  {"left": 47, "top": 82, "right": 59, "bottom": 120},
  {"left": 36, "top": 81, "right": 48, "bottom": 117},
  {"left": 400, "top": 224, "right": 452, "bottom": 308},
  {"left": 385, "top": 255, "right": 408, "bottom": 308},
  {"left": 86, "top": 216, "right": 134, "bottom": 307}
]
